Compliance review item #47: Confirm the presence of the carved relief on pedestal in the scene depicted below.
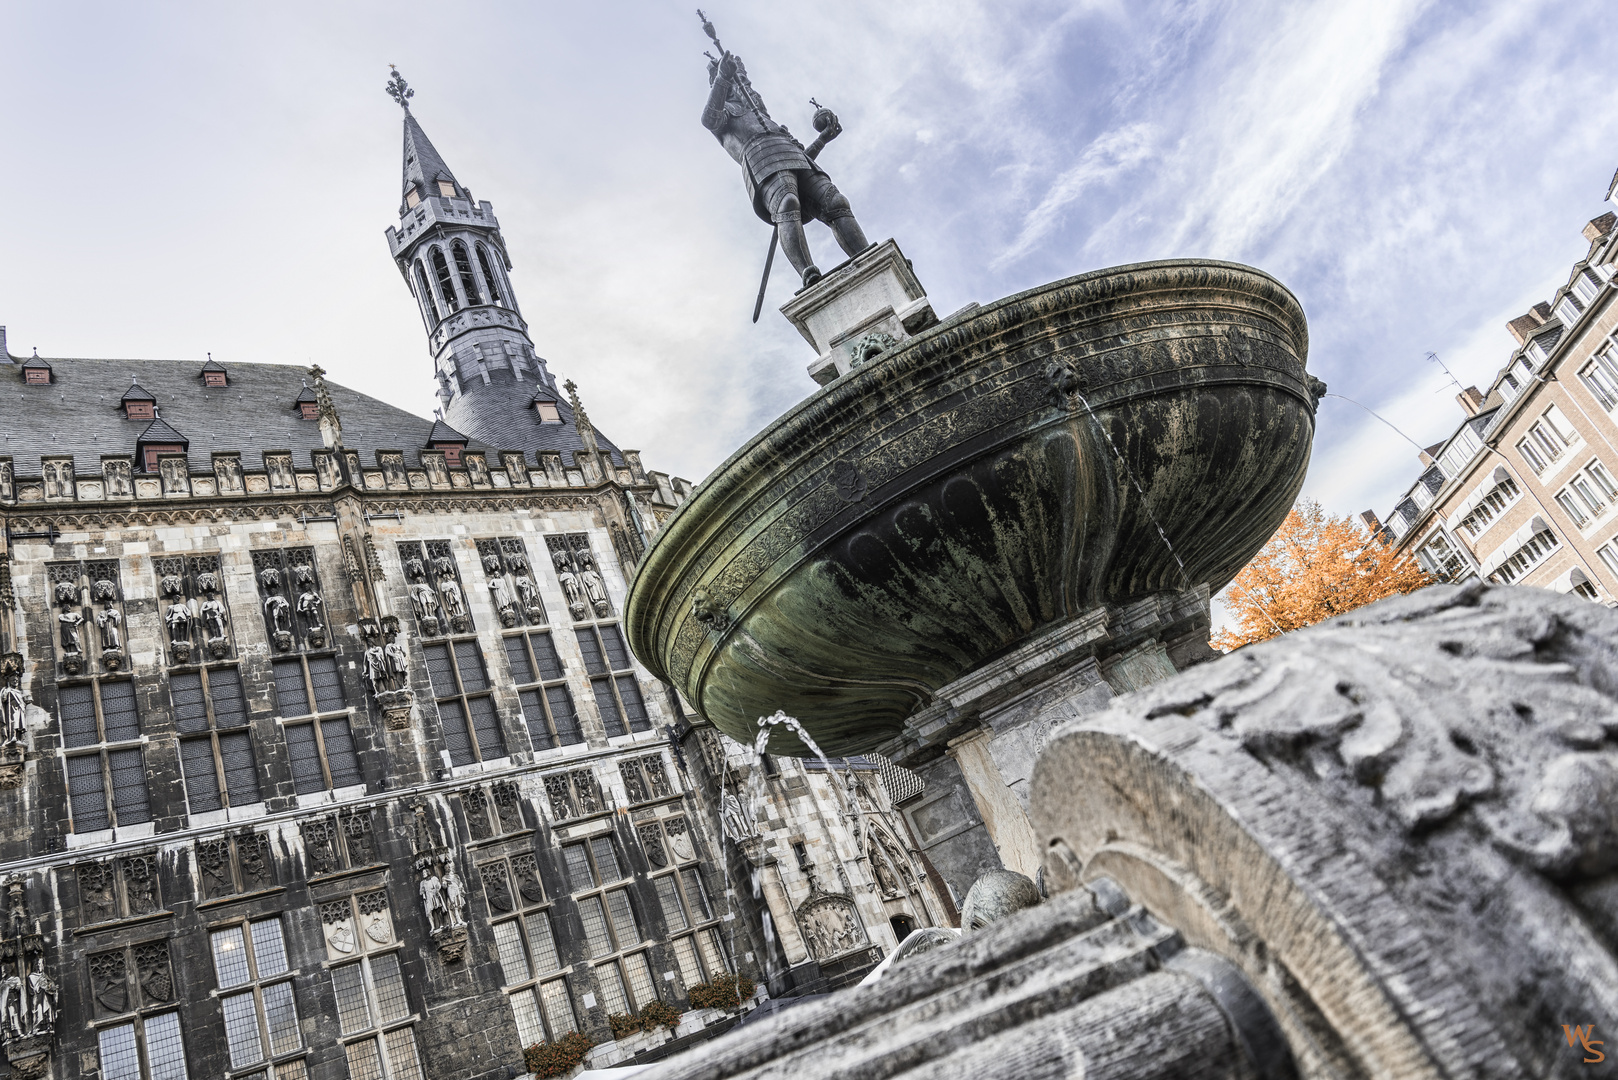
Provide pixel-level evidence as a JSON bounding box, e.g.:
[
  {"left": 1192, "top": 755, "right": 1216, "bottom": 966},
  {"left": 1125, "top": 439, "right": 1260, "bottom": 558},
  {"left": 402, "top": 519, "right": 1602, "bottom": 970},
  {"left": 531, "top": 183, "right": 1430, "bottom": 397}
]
[
  {"left": 41, "top": 458, "right": 73, "bottom": 502},
  {"left": 0, "top": 881, "right": 58, "bottom": 1079},
  {"left": 796, "top": 893, "right": 869, "bottom": 961},
  {"left": 361, "top": 616, "right": 415, "bottom": 729},
  {"left": 378, "top": 450, "right": 409, "bottom": 490}
]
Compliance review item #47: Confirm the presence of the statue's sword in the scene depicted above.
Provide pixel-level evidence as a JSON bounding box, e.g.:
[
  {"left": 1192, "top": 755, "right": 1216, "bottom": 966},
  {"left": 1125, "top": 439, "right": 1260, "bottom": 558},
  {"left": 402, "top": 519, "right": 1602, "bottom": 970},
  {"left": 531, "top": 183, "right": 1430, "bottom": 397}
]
[{"left": 751, "top": 135, "right": 828, "bottom": 323}]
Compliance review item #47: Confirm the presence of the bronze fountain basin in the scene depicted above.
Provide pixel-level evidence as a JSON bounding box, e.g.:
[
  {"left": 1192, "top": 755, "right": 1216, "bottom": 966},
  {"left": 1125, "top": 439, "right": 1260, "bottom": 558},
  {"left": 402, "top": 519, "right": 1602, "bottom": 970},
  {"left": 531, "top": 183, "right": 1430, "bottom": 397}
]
[{"left": 625, "top": 259, "right": 1314, "bottom": 756}]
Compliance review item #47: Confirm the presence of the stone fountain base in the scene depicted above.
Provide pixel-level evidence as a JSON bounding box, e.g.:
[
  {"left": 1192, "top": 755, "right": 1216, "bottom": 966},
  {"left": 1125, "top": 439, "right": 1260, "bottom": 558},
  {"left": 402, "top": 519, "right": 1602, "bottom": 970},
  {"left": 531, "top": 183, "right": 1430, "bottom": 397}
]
[
  {"left": 881, "top": 585, "right": 1213, "bottom": 901},
  {"left": 643, "top": 584, "right": 1618, "bottom": 1079}
]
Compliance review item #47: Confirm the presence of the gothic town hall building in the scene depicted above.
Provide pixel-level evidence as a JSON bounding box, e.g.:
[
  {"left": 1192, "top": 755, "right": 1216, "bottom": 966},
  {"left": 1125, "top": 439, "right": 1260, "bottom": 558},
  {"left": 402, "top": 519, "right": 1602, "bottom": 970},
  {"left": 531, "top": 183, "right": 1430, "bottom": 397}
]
[{"left": 0, "top": 92, "right": 946, "bottom": 1080}]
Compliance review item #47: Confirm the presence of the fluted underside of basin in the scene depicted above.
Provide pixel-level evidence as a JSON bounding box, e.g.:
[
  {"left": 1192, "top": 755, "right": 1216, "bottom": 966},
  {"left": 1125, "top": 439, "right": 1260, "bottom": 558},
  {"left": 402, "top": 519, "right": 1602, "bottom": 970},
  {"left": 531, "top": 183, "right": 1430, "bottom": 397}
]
[{"left": 627, "top": 260, "right": 1314, "bottom": 755}]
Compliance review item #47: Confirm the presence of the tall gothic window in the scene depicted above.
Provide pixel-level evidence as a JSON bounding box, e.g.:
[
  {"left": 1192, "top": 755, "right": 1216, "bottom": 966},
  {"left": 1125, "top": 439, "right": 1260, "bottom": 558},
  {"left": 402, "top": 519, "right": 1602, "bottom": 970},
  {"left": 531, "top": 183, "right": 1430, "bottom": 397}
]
[
  {"left": 430, "top": 247, "right": 459, "bottom": 312},
  {"left": 321, "top": 892, "right": 424, "bottom": 1080},
  {"left": 503, "top": 631, "right": 582, "bottom": 751},
  {"left": 273, "top": 656, "right": 363, "bottom": 797},
  {"left": 60, "top": 679, "right": 151, "bottom": 835},
  {"left": 476, "top": 243, "right": 504, "bottom": 306},
  {"left": 413, "top": 262, "right": 440, "bottom": 327},
  {"left": 560, "top": 838, "right": 661, "bottom": 1019},
  {"left": 172, "top": 665, "right": 261, "bottom": 818},
  {"left": 573, "top": 624, "right": 650, "bottom": 738},
  {"left": 424, "top": 641, "right": 506, "bottom": 767},
  {"left": 638, "top": 815, "right": 726, "bottom": 991},
  {"left": 452, "top": 241, "right": 482, "bottom": 306},
  {"left": 97, "top": 1010, "right": 190, "bottom": 1080},
  {"left": 210, "top": 916, "right": 306, "bottom": 1078},
  {"left": 482, "top": 855, "right": 577, "bottom": 1047}
]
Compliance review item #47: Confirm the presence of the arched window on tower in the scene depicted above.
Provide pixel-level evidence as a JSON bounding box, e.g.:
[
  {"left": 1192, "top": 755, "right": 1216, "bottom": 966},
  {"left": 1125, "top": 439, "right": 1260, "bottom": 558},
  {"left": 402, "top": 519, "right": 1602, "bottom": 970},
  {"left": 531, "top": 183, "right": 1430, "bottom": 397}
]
[
  {"left": 476, "top": 244, "right": 504, "bottom": 307},
  {"left": 413, "top": 262, "right": 441, "bottom": 327},
  {"left": 430, "top": 247, "right": 460, "bottom": 312},
  {"left": 452, "top": 241, "right": 482, "bottom": 306}
]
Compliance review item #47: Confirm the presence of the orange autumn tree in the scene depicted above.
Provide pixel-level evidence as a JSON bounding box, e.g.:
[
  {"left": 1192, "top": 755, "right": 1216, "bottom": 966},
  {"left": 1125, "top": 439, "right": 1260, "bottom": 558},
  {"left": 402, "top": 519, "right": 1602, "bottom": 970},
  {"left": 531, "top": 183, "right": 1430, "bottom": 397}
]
[{"left": 1211, "top": 498, "right": 1431, "bottom": 651}]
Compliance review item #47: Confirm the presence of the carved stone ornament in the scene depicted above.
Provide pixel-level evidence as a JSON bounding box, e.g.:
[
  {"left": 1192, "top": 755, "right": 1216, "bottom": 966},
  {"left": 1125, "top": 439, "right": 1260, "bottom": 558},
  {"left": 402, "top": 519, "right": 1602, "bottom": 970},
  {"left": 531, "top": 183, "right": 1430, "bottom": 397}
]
[{"left": 376, "top": 688, "right": 416, "bottom": 729}]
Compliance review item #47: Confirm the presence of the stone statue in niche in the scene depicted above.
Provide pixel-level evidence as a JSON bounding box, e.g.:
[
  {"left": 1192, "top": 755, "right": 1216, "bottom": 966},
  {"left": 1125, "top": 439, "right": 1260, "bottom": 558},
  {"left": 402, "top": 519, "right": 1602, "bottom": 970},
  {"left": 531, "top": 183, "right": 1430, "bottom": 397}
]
[
  {"left": 488, "top": 575, "right": 517, "bottom": 627},
  {"left": 95, "top": 609, "right": 121, "bottom": 651},
  {"left": 78, "top": 864, "right": 117, "bottom": 925},
  {"left": 441, "top": 867, "right": 467, "bottom": 928},
  {"left": 0, "top": 968, "right": 23, "bottom": 1037},
  {"left": 554, "top": 551, "right": 587, "bottom": 620},
  {"left": 515, "top": 575, "right": 542, "bottom": 621},
  {"left": 56, "top": 611, "right": 83, "bottom": 656},
  {"left": 577, "top": 551, "right": 610, "bottom": 617},
  {"left": 364, "top": 617, "right": 415, "bottom": 728},
  {"left": 362, "top": 646, "right": 387, "bottom": 693},
  {"left": 722, "top": 789, "right": 754, "bottom": 840},
  {"left": 380, "top": 453, "right": 407, "bottom": 489},
  {"left": 42, "top": 459, "right": 73, "bottom": 500},
  {"left": 314, "top": 453, "right": 340, "bottom": 490},
  {"left": 122, "top": 856, "right": 157, "bottom": 915},
  {"left": 165, "top": 601, "right": 193, "bottom": 662},
  {"left": 158, "top": 456, "right": 188, "bottom": 494},
  {"left": 424, "top": 454, "right": 450, "bottom": 487},
  {"left": 410, "top": 582, "right": 440, "bottom": 629},
  {"left": 200, "top": 598, "right": 228, "bottom": 656},
  {"left": 438, "top": 576, "right": 466, "bottom": 624},
  {"left": 297, "top": 588, "right": 325, "bottom": 647},
  {"left": 103, "top": 458, "right": 132, "bottom": 498},
  {"left": 869, "top": 838, "right": 901, "bottom": 897},
  {"left": 265, "top": 454, "right": 293, "bottom": 491},
  {"left": 214, "top": 455, "right": 243, "bottom": 494},
  {"left": 0, "top": 668, "right": 23, "bottom": 748},
  {"left": 419, "top": 868, "right": 445, "bottom": 931},
  {"left": 264, "top": 595, "right": 291, "bottom": 649},
  {"left": 26, "top": 958, "right": 56, "bottom": 1034}
]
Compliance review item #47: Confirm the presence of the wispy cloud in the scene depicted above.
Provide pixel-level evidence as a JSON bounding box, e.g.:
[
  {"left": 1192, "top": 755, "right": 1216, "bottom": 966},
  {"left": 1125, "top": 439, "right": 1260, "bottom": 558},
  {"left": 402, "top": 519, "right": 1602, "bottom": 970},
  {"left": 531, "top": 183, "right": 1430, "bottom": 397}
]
[{"left": 993, "top": 122, "right": 1155, "bottom": 269}]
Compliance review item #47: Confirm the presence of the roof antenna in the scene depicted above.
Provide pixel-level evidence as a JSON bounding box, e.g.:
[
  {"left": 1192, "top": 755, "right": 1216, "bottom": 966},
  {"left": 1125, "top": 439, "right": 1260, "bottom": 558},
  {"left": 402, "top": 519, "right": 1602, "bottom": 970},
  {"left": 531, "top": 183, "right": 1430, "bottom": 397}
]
[{"left": 1425, "top": 352, "right": 1465, "bottom": 395}]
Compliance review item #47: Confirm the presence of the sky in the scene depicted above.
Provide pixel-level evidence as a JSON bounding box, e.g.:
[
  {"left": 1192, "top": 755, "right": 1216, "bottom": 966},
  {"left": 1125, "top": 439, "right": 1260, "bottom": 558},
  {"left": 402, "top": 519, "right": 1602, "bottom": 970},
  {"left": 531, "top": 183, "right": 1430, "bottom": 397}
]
[{"left": 4, "top": 0, "right": 1617, "bottom": 539}]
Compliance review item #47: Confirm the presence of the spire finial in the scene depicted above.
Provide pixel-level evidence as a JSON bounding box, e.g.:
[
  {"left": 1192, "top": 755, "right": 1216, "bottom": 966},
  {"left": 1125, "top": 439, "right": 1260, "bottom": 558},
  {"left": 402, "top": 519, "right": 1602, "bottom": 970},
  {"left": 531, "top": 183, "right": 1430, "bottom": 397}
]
[
  {"left": 386, "top": 66, "right": 415, "bottom": 112},
  {"left": 564, "top": 379, "right": 599, "bottom": 455}
]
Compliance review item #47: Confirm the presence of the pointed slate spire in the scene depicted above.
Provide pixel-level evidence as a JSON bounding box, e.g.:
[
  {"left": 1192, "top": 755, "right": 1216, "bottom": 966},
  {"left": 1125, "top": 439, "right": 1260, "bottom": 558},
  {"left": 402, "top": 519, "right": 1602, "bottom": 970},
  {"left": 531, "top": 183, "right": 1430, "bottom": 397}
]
[{"left": 402, "top": 116, "right": 459, "bottom": 203}]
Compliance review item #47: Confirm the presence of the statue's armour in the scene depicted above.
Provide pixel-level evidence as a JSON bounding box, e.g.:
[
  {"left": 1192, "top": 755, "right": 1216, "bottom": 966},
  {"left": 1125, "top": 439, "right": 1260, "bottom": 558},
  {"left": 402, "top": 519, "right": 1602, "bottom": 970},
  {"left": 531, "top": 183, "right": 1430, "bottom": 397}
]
[{"left": 740, "top": 132, "right": 823, "bottom": 222}]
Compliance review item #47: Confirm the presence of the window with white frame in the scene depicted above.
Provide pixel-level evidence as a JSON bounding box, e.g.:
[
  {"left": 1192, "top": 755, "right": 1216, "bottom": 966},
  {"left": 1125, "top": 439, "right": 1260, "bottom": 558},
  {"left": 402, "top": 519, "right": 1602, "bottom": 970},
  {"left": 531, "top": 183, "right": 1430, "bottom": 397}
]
[
  {"left": 1489, "top": 528, "right": 1560, "bottom": 584},
  {"left": 1598, "top": 539, "right": 1618, "bottom": 579},
  {"left": 210, "top": 916, "right": 306, "bottom": 1078},
  {"left": 1581, "top": 345, "right": 1618, "bottom": 411},
  {"left": 1458, "top": 476, "right": 1522, "bottom": 539},
  {"left": 1415, "top": 532, "right": 1466, "bottom": 581},
  {"left": 98, "top": 1010, "right": 190, "bottom": 1080},
  {"left": 1555, "top": 295, "right": 1584, "bottom": 327},
  {"left": 1519, "top": 406, "right": 1580, "bottom": 475},
  {"left": 321, "top": 891, "right": 424, "bottom": 1080},
  {"left": 1574, "top": 269, "right": 1602, "bottom": 305}
]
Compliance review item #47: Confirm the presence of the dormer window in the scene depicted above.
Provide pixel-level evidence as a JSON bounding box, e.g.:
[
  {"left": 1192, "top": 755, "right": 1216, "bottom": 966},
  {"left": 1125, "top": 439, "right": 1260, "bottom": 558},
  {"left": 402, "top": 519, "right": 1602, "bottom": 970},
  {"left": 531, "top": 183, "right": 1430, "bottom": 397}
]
[
  {"left": 438, "top": 444, "right": 463, "bottom": 467},
  {"left": 22, "top": 351, "right": 50, "bottom": 385},
  {"left": 122, "top": 380, "right": 156, "bottom": 420},
  {"left": 406, "top": 187, "right": 421, "bottom": 209},
  {"left": 437, "top": 180, "right": 456, "bottom": 198},
  {"left": 200, "top": 356, "right": 228, "bottom": 387},
  {"left": 295, "top": 381, "right": 319, "bottom": 420},
  {"left": 534, "top": 400, "right": 561, "bottom": 423}
]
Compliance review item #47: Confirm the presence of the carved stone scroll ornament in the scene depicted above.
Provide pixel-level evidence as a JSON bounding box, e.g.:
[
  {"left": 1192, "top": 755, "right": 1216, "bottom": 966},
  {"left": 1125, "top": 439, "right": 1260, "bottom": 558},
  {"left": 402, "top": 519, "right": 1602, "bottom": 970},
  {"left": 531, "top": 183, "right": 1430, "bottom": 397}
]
[{"left": 1031, "top": 583, "right": 1618, "bottom": 1079}]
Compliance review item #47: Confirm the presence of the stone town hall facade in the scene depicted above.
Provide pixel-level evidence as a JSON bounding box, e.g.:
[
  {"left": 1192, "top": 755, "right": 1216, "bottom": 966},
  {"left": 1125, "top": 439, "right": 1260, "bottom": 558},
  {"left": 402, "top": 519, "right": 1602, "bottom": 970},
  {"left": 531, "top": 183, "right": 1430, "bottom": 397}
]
[{"left": 0, "top": 92, "right": 945, "bottom": 1080}]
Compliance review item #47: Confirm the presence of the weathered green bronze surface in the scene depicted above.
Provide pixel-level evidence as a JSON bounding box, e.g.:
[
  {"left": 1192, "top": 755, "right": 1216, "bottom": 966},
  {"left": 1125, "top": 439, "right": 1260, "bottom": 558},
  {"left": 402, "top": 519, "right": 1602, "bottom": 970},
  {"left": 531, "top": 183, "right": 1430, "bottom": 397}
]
[{"left": 626, "top": 260, "right": 1314, "bottom": 755}]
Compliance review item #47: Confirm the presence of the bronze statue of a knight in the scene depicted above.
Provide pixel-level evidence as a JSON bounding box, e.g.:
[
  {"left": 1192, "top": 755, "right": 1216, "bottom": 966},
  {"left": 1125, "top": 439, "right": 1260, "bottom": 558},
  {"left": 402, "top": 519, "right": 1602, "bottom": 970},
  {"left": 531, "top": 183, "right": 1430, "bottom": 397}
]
[{"left": 700, "top": 17, "right": 870, "bottom": 288}]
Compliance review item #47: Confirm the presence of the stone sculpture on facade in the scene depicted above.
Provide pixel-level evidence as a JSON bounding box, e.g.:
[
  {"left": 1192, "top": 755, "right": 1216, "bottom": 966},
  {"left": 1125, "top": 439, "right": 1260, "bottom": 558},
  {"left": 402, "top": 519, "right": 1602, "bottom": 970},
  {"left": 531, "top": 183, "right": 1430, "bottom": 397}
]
[
  {"left": 0, "top": 883, "right": 57, "bottom": 1080},
  {"left": 409, "top": 581, "right": 440, "bottom": 635},
  {"left": 487, "top": 570, "right": 518, "bottom": 627},
  {"left": 514, "top": 574, "right": 542, "bottom": 623},
  {"left": 554, "top": 550, "right": 586, "bottom": 620},
  {"left": 164, "top": 600, "right": 193, "bottom": 663},
  {"left": 576, "top": 551, "right": 610, "bottom": 617},
  {"left": 53, "top": 578, "right": 85, "bottom": 673},
  {"left": 698, "top": 12, "right": 868, "bottom": 289},
  {"left": 297, "top": 586, "right": 325, "bottom": 647},
  {"left": 362, "top": 616, "right": 415, "bottom": 729},
  {"left": 0, "top": 658, "right": 23, "bottom": 789}
]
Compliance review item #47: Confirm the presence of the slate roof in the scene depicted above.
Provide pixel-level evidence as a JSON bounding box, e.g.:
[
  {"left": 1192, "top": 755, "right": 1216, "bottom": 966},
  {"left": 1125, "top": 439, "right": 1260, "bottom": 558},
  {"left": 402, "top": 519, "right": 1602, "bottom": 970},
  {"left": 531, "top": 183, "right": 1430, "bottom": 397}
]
[
  {"left": 443, "top": 365, "right": 625, "bottom": 466},
  {"left": 0, "top": 353, "right": 623, "bottom": 479},
  {"left": 403, "top": 114, "right": 459, "bottom": 201},
  {"left": 199, "top": 357, "right": 227, "bottom": 374},
  {"left": 121, "top": 381, "right": 155, "bottom": 404},
  {"left": 427, "top": 418, "right": 468, "bottom": 443},
  {"left": 0, "top": 355, "right": 437, "bottom": 478}
]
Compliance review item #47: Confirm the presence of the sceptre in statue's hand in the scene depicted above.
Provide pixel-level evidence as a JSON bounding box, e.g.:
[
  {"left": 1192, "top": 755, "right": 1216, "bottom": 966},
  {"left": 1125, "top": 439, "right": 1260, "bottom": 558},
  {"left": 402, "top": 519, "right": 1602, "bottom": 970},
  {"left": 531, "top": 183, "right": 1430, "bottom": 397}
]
[{"left": 698, "top": 10, "right": 871, "bottom": 306}]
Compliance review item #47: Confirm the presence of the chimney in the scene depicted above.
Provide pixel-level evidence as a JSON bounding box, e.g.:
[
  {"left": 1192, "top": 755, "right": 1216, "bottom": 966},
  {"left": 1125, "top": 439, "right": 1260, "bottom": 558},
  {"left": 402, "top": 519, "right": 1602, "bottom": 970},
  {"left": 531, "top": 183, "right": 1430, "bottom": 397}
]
[
  {"left": 0, "top": 326, "right": 9, "bottom": 363},
  {"left": 1419, "top": 442, "right": 1444, "bottom": 468},
  {"left": 1360, "top": 511, "right": 1381, "bottom": 532},
  {"left": 1507, "top": 306, "right": 1549, "bottom": 345},
  {"left": 1584, "top": 212, "right": 1616, "bottom": 243},
  {"left": 1456, "top": 386, "right": 1484, "bottom": 416}
]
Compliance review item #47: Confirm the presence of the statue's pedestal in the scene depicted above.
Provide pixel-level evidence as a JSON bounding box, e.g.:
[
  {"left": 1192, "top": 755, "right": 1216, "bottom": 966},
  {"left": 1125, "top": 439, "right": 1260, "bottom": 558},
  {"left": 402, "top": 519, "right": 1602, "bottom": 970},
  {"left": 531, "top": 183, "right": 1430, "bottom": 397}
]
[
  {"left": 881, "top": 587, "right": 1214, "bottom": 903},
  {"left": 780, "top": 239, "right": 937, "bottom": 385}
]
